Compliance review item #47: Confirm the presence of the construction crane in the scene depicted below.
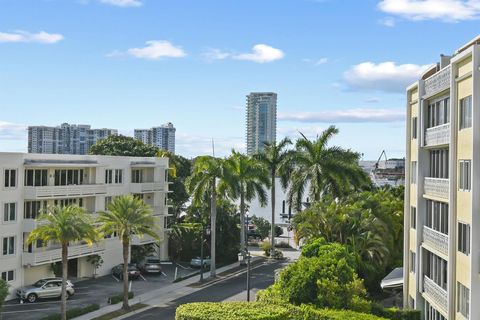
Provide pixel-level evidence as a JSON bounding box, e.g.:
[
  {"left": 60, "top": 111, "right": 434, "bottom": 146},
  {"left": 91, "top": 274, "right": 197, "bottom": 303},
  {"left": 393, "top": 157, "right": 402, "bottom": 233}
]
[
  {"left": 374, "top": 150, "right": 388, "bottom": 170},
  {"left": 372, "top": 150, "right": 404, "bottom": 182}
]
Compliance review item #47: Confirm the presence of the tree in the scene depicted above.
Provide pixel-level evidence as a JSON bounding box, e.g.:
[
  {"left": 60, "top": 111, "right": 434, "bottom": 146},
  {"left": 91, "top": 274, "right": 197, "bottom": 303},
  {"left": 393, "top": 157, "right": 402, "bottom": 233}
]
[
  {"left": 288, "top": 126, "right": 369, "bottom": 210},
  {"left": 0, "top": 279, "right": 8, "bottom": 318},
  {"left": 131, "top": 243, "right": 157, "bottom": 264},
  {"left": 186, "top": 156, "right": 234, "bottom": 277},
  {"left": 87, "top": 254, "right": 104, "bottom": 278},
  {"left": 27, "top": 206, "right": 98, "bottom": 320},
  {"left": 254, "top": 138, "right": 293, "bottom": 254},
  {"left": 251, "top": 215, "right": 270, "bottom": 240},
  {"left": 223, "top": 151, "right": 270, "bottom": 256},
  {"left": 97, "top": 195, "right": 159, "bottom": 311},
  {"left": 89, "top": 134, "right": 159, "bottom": 157}
]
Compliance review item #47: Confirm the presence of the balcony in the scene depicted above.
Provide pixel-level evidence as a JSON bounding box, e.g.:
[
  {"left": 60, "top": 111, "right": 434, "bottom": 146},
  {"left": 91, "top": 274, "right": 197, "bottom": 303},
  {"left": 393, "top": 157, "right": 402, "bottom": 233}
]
[
  {"left": 424, "top": 178, "right": 449, "bottom": 200},
  {"left": 131, "top": 234, "right": 158, "bottom": 246},
  {"left": 24, "top": 184, "right": 107, "bottom": 199},
  {"left": 423, "top": 276, "right": 448, "bottom": 315},
  {"left": 424, "top": 123, "right": 450, "bottom": 147},
  {"left": 22, "top": 242, "right": 105, "bottom": 266},
  {"left": 130, "top": 182, "right": 164, "bottom": 194},
  {"left": 423, "top": 226, "right": 448, "bottom": 257},
  {"left": 424, "top": 66, "right": 450, "bottom": 98}
]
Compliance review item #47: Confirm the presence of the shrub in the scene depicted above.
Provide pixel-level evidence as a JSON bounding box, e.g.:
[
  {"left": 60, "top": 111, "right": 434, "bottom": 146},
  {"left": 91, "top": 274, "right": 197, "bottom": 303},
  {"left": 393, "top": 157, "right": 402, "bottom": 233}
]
[
  {"left": 0, "top": 279, "right": 9, "bottom": 312},
  {"left": 271, "top": 249, "right": 284, "bottom": 260},
  {"left": 371, "top": 305, "right": 421, "bottom": 320},
  {"left": 260, "top": 241, "right": 272, "bottom": 256},
  {"left": 175, "top": 302, "right": 295, "bottom": 320},
  {"left": 275, "top": 241, "right": 292, "bottom": 248},
  {"left": 40, "top": 304, "right": 100, "bottom": 320},
  {"left": 108, "top": 291, "right": 134, "bottom": 304},
  {"left": 300, "top": 305, "right": 388, "bottom": 320}
]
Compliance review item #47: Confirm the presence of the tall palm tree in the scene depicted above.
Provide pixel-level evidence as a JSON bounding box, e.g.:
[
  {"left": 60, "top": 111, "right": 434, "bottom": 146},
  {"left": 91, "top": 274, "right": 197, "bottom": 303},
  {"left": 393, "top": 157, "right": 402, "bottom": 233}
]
[
  {"left": 223, "top": 151, "right": 270, "bottom": 256},
  {"left": 27, "top": 206, "right": 98, "bottom": 320},
  {"left": 288, "top": 126, "right": 367, "bottom": 209},
  {"left": 186, "top": 156, "right": 233, "bottom": 277},
  {"left": 254, "top": 138, "right": 293, "bottom": 254},
  {"left": 97, "top": 195, "right": 159, "bottom": 311}
]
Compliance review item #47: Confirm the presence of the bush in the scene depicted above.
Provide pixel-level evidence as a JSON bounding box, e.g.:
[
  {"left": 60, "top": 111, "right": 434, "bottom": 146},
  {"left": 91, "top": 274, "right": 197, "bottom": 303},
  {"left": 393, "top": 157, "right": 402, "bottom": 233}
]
[
  {"left": 175, "top": 302, "right": 295, "bottom": 320},
  {"left": 271, "top": 249, "right": 284, "bottom": 260},
  {"left": 260, "top": 241, "right": 272, "bottom": 256},
  {"left": 275, "top": 241, "right": 292, "bottom": 248},
  {"left": 300, "top": 305, "right": 387, "bottom": 320},
  {"left": 371, "top": 305, "right": 421, "bottom": 320},
  {"left": 108, "top": 292, "right": 134, "bottom": 304},
  {"left": 0, "top": 279, "right": 9, "bottom": 312},
  {"left": 40, "top": 304, "right": 100, "bottom": 320}
]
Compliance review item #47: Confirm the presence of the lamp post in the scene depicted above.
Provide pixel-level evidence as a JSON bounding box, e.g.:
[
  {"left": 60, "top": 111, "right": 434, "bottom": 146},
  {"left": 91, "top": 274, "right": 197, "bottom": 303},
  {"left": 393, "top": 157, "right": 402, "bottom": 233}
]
[
  {"left": 245, "top": 211, "right": 251, "bottom": 301},
  {"left": 200, "top": 225, "right": 211, "bottom": 283}
]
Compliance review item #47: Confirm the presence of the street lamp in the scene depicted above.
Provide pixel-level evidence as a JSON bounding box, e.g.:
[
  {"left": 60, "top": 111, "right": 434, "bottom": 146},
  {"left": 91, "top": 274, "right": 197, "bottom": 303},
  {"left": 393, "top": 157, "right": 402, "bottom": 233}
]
[
  {"left": 238, "top": 211, "right": 252, "bottom": 301},
  {"left": 200, "top": 225, "right": 211, "bottom": 283}
]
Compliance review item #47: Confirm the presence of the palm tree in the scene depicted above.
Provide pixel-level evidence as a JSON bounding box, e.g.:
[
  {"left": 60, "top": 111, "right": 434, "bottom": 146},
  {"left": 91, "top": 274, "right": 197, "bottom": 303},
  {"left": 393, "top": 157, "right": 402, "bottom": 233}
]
[
  {"left": 223, "top": 151, "right": 270, "bottom": 256},
  {"left": 186, "top": 156, "right": 233, "bottom": 277},
  {"left": 288, "top": 126, "right": 368, "bottom": 209},
  {"left": 97, "top": 195, "right": 159, "bottom": 311},
  {"left": 27, "top": 206, "right": 98, "bottom": 320},
  {"left": 254, "top": 138, "right": 293, "bottom": 254}
]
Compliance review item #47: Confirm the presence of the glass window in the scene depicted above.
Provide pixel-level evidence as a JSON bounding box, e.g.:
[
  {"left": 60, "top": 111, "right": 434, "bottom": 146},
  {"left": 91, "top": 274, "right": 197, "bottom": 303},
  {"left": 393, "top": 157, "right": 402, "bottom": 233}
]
[
  {"left": 459, "top": 160, "right": 471, "bottom": 191},
  {"left": 3, "top": 203, "right": 16, "bottom": 222},
  {"left": 4, "top": 169, "right": 16, "bottom": 188},
  {"left": 1, "top": 270, "right": 14, "bottom": 282},
  {"left": 458, "top": 222, "right": 470, "bottom": 255},
  {"left": 412, "top": 117, "right": 417, "bottom": 139},
  {"left": 458, "top": 282, "right": 470, "bottom": 318},
  {"left": 460, "top": 95, "right": 472, "bottom": 129},
  {"left": 411, "top": 162, "right": 417, "bottom": 184},
  {"left": 2, "top": 236, "right": 15, "bottom": 255},
  {"left": 410, "top": 206, "right": 416, "bottom": 229}
]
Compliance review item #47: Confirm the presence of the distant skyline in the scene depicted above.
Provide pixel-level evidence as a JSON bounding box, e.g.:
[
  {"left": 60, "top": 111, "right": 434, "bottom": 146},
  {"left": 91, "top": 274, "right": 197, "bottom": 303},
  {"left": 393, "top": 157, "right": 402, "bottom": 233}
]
[{"left": 1, "top": 0, "right": 480, "bottom": 159}]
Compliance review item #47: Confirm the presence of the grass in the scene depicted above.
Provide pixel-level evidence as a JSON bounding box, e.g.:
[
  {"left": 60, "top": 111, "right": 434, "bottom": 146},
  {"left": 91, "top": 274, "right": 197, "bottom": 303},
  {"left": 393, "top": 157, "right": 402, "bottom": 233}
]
[{"left": 91, "top": 303, "right": 148, "bottom": 320}]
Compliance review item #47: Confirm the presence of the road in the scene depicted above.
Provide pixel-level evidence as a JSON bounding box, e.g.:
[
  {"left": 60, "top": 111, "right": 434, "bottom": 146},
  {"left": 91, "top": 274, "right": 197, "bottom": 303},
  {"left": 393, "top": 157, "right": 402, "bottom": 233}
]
[{"left": 125, "top": 259, "right": 287, "bottom": 320}]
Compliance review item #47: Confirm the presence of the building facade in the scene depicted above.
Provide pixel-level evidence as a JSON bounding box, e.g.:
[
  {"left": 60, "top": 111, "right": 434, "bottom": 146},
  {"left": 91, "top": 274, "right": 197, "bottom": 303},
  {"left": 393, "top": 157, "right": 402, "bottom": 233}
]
[
  {"left": 0, "top": 152, "right": 171, "bottom": 299},
  {"left": 404, "top": 37, "right": 480, "bottom": 320},
  {"left": 134, "top": 123, "right": 176, "bottom": 154},
  {"left": 28, "top": 123, "right": 118, "bottom": 155},
  {"left": 246, "top": 92, "right": 277, "bottom": 155}
]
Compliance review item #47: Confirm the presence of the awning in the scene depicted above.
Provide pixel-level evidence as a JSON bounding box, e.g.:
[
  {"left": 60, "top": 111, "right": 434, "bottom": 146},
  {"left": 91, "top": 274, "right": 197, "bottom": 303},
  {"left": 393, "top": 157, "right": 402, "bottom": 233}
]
[
  {"left": 24, "top": 159, "right": 101, "bottom": 167},
  {"left": 381, "top": 267, "right": 404, "bottom": 290}
]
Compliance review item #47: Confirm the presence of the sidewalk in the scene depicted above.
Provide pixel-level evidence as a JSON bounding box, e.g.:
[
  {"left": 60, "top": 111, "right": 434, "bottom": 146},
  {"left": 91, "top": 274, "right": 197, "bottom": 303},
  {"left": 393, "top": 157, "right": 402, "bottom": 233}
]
[{"left": 75, "top": 256, "right": 265, "bottom": 320}]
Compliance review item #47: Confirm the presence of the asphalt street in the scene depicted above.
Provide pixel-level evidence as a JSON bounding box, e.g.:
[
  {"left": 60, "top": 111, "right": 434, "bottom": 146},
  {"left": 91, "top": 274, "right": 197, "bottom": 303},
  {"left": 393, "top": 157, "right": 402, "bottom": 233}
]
[{"left": 124, "top": 259, "right": 287, "bottom": 320}]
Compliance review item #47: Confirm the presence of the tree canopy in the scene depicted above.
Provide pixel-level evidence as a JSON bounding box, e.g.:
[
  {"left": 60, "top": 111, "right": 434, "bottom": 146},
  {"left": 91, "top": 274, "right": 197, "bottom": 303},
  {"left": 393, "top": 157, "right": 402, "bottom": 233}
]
[{"left": 89, "top": 134, "right": 159, "bottom": 157}]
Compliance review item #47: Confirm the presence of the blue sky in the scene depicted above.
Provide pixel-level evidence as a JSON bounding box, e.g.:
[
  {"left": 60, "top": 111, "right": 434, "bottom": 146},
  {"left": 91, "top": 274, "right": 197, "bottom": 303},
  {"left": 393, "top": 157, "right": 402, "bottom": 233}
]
[{"left": 0, "top": 0, "right": 479, "bottom": 159}]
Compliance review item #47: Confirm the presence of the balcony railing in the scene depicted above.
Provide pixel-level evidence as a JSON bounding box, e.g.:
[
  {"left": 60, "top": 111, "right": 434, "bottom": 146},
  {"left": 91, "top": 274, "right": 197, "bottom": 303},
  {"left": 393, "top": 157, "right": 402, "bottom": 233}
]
[
  {"left": 131, "top": 234, "right": 158, "bottom": 246},
  {"left": 424, "top": 66, "right": 451, "bottom": 97},
  {"left": 424, "top": 178, "right": 449, "bottom": 200},
  {"left": 130, "top": 182, "right": 164, "bottom": 193},
  {"left": 22, "top": 242, "right": 106, "bottom": 266},
  {"left": 24, "top": 184, "right": 107, "bottom": 199},
  {"left": 425, "top": 123, "right": 450, "bottom": 147},
  {"left": 423, "top": 226, "right": 448, "bottom": 256},
  {"left": 423, "top": 275, "right": 448, "bottom": 315}
]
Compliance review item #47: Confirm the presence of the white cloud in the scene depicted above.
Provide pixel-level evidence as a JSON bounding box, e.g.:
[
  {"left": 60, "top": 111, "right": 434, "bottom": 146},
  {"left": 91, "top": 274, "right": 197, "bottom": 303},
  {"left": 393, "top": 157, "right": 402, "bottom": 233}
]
[
  {"left": 100, "top": 0, "right": 142, "bottom": 7},
  {"left": 379, "top": 17, "right": 396, "bottom": 27},
  {"left": 108, "top": 40, "right": 186, "bottom": 60},
  {"left": 343, "top": 61, "right": 430, "bottom": 92},
  {"left": 278, "top": 108, "right": 405, "bottom": 123},
  {"left": 315, "top": 57, "right": 329, "bottom": 65},
  {"left": 0, "top": 121, "right": 27, "bottom": 140},
  {"left": 0, "top": 31, "right": 64, "bottom": 44},
  {"left": 205, "top": 44, "right": 284, "bottom": 64},
  {"left": 378, "top": 0, "right": 480, "bottom": 22}
]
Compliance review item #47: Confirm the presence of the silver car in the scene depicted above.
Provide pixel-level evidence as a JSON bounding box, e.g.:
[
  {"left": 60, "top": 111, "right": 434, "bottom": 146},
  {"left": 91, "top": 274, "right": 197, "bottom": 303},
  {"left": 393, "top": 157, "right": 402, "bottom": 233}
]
[
  {"left": 17, "top": 278, "right": 75, "bottom": 303},
  {"left": 190, "top": 256, "right": 211, "bottom": 268},
  {"left": 138, "top": 257, "right": 162, "bottom": 274}
]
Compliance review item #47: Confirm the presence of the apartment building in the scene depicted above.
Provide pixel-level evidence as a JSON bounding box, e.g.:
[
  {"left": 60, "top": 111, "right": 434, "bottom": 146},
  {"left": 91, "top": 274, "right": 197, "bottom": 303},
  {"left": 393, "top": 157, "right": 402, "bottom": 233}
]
[
  {"left": 0, "top": 152, "right": 171, "bottom": 299},
  {"left": 246, "top": 92, "right": 277, "bottom": 155},
  {"left": 28, "top": 123, "right": 118, "bottom": 155},
  {"left": 134, "top": 123, "right": 176, "bottom": 154},
  {"left": 404, "top": 36, "right": 480, "bottom": 319}
]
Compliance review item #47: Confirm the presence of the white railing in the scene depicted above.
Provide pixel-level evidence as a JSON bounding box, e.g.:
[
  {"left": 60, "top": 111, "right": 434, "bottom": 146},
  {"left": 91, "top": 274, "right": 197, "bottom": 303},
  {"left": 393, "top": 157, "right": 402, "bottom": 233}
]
[
  {"left": 424, "top": 66, "right": 451, "bottom": 97},
  {"left": 130, "top": 182, "right": 164, "bottom": 193},
  {"left": 423, "top": 226, "right": 448, "bottom": 256},
  {"left": 24, "top": 184, "right": 107, "bottom": 199},
  {"left": 424, "top": 178, "right": 449, "bottom": 200},
  {"left": 423, "top": 275, "right": 448, "bottom": 315},
  {"left": 22, "top": 242, "right": 106, "bottom": 266},
  {"left": 131, "top": 235, "right": 157, "bottom": 246},
  {"left": 425, "top": 123, "right": 450, "bottom": 147}
]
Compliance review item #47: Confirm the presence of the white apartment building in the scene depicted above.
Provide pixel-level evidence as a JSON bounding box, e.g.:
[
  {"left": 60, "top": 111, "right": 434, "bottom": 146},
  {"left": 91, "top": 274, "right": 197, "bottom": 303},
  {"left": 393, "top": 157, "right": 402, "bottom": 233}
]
[
  {"left": 0, "top": 152, "right": 171, "bottom": 299},
  {"left": 404, "top": 36, "right": 480, "bottom": 320},
  {"left": 134, "top": 123, "right": 176, "bottom": 154},
  {"left": 246, "top": 92, "right": 277, "bottom": 155}
]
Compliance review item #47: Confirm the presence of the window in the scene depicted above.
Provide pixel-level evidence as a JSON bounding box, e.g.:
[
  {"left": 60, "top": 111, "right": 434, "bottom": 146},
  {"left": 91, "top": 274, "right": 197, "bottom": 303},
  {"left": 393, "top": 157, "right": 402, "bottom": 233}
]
[
  {"left": 54, "top": 169, "right": 84, "bottom": 186},
  {"left": 132, "top": 169, "right": 143, "bottom": 183},
  {"left": 4, "top": 169, "right": 16, "bottom": 188},
  {"left": 105, "top": 196, "right": 112, "bottom": 210},
  {"left": 1, "top": 270, "right": 14, "bottom": 282},
  {"left": 410, "top": 206, "right": 416, "bottom": 229},
  {"left": 54, "top": 198, "right": 83, "bottom": 208},
  {"left": 105, "top": 169, "right": 123, "bottom": 184},
  {"left": 424, "top": 250, "right": 447, "bottom": 290},
  {"left": 459, "top": 95, "right": 472, "bottom": 129},
  {"left": 427, "top": 97, "right": 450, "bottom": 128},
  {"left": 429, "top": 149, "right": 449, "bottom": 179},
  {"left": 165, "top": 169, "right": 168, "bottom": 182},
  {"left": 459, "top": 160, "right": 471, "bottom": 191},
  {"left": 425, "top": 200, "right": 449, "bottom": 234},
  {"left": 411, "top": 161, "right": 417, "bottom": 184},
  {"left": 458, "top": 222, "right": 470, "bottom": 255},
  {"left": 412, "top": 117, "right": 418, "bottom": 139},
  {"left": 458, "top": 282, "right": 470, "bottom": 318},
  {"left": 24, "top": 201, "right": 47, "bottom": 219},
  {"left": 410, "top": 251, "right": 416, "bottom": 273},
  {"left": 24, "top": 169, "right": 48, "bottom": 186},
  {"left": 2, "top": 236, "right": 15, "bottom": 255},
  {"left": 3, "top": 203, "right": 16, "bottom": 222}
]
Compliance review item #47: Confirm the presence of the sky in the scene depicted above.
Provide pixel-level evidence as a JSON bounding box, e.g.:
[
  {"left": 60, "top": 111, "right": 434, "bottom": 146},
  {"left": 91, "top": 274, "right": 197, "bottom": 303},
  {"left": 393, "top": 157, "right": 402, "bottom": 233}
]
[{"left": 1, "top": 0, "right": 480, "bottom": 159}]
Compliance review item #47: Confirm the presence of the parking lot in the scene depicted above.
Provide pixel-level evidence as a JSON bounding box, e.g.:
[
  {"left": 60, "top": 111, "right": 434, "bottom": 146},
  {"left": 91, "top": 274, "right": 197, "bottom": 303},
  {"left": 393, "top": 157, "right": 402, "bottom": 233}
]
[{"left": 1, "top": 262, "right": 200, "bottom": 320}]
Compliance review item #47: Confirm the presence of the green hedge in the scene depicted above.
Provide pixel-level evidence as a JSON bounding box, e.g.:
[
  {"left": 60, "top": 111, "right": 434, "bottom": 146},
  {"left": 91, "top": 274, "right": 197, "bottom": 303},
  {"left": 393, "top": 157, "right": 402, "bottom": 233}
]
[
  {"left": 108, "top": 291, "right": 134, "bottom": 304},
  {"left": 40, "top": 304, "right": 100, "bottom": 320},
  {"left": 371, "top": 305, "right": 421, "bottom": 320},
  {"left": 175, "top": 302, "right": 388, "bottom": 320}
]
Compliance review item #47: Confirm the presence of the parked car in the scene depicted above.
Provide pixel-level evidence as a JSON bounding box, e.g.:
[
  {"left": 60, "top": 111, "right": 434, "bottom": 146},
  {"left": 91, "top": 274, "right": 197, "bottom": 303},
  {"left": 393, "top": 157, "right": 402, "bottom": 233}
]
[
  {"left": 17, "top": 278, "right": 75, "bottom": 303},
  {"left": 138, "top": 257, "right": 162, "bottom": 274},
  {"left": 190, "top": 256, "right": 211, "bottom": 268},
  {"left": 111, "top": 263, "right": 141, "bottom": 280}
]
